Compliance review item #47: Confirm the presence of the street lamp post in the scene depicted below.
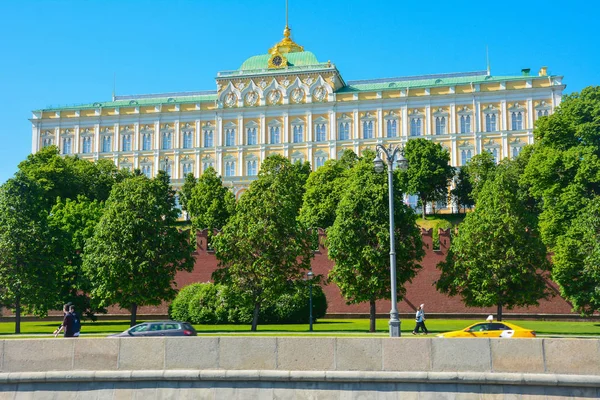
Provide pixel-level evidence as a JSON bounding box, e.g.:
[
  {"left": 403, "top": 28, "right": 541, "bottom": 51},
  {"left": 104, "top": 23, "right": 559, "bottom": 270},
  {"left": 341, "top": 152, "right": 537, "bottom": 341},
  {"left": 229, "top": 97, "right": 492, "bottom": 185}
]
[
  {"left": 307, "top": 270, "right": 314, "bottom": 332},
  {"left": 374, "top": 144, "right": 408, "bottom": 338}
]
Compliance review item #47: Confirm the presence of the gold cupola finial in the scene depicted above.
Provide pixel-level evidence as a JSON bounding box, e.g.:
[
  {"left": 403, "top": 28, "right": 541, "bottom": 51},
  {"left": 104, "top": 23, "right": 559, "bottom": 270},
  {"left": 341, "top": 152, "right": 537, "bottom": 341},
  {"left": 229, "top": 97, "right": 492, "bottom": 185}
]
[{"left": 268, "top": 0, "right": 304, "bottom": 55}]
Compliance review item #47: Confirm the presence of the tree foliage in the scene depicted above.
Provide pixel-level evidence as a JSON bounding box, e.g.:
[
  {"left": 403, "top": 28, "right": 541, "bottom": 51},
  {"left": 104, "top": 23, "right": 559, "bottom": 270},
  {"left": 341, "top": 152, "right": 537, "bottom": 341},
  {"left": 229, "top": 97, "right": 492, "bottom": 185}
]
[
  {"left": 0, "top": 174, "right": 61, "bottom": 333},
  {"left": 398, "top": 139, "right": 454, "bottom": 217},
  {"left": 212, "top": 155, "right": 314, "bottom": 331},
  {"left": 464, "top": 151, "right": 497, "bottom": 203},
  {"left": 450, "top": 167, "right": 473, "bottom": 214},
  {"left": 187, "top": 167, "right": 235, "bottom": 237},
  {"left": 178, "top": 173, "right": 197, "bottom": 213},
  {"left": 552, "top": 198, "right": 600, "bottom": 315},
  {"left": 327, "top": 150, "right": 424, "bottom": 331},
  {"left": 82, "top": 172, "right": 194, "bottom": 326},
  {"left": 437, "top": 161, "right": 551, "bottom": 320},
  {"left": 299, "top": 150, "right": 358, "bottom": 230},
  {"left": 48, "top": 196, "right": 106, "bottom": 319}
]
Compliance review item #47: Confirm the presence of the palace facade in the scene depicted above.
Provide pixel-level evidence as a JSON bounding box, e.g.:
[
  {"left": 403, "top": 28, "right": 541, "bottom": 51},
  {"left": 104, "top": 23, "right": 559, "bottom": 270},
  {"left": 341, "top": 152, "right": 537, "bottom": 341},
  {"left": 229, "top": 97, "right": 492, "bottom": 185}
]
[{"left": 30, "top": 24, "right": 565, "bottom": 199}]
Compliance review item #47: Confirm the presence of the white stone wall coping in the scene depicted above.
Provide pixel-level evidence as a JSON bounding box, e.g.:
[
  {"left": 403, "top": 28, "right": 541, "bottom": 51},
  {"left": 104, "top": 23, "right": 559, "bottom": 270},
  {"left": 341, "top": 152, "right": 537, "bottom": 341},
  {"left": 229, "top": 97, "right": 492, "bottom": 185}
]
[{"left": 1, "top": 370, "right": 599, "bottom": 388}]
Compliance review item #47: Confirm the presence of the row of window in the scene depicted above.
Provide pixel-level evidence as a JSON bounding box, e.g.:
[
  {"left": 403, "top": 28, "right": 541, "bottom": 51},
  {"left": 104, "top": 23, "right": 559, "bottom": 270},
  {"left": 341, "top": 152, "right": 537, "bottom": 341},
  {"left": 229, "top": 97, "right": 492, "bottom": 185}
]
[{"left": 459, "top": 146, "right": 523, "bottom": 166}]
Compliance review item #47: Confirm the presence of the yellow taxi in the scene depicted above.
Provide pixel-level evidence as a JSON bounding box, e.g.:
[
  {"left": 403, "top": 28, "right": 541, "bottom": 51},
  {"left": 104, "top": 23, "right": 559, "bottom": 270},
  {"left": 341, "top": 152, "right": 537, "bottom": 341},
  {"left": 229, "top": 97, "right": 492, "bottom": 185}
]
[{"left": 436, "top": 321, "right": 536, "bottom": 338}]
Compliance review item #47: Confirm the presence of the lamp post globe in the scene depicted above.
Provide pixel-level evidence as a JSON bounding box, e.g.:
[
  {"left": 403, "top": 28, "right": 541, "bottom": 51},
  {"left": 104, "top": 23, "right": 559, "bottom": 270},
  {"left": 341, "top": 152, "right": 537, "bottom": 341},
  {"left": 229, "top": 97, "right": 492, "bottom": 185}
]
[{"left": 374, "top": 144, "right": 406, "bottom": 338}]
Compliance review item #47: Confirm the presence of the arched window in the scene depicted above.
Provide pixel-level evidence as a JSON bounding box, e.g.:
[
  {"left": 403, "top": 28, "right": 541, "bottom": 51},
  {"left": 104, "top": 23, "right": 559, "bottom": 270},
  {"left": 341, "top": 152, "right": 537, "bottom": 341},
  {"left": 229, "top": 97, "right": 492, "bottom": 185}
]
[
  {"left": 512, "top": 112, "right": 523, "bottom": 130},
  {"left": 387, "top": 119, "right": 397, "bottom": 137},
  {"left": 339, "top": 122, "right": 350, "bottom": 140},
  {"left": 225, "top": 161, "right": 236, "bottom": 176},
  {"left": 225, "top": 129, "right": 235, "bottom": 146},
  {"left": 247, "top": 160, "right": 258, "bottom": 176},
  {"left": 102, "top": 136, "right": 111, "bottom": 153},
  {"left": 204, "top": 130, "right": 214, "bottom": 147},
  {"left": 270, "top": 126, "right": 280, "bottom": 144},
  {"left": 82, "top": 137, "right": 91, "bottom": 153},
  {"left": 410, "top": 118, "right": 422, "bottom": 136},
  {"left": 460, "top": 115, "right": 471, "bottom": 133},
  {"left": 435, "top": 117, "right": 446, "bottom": 135},
  {"left": 62, "top": 137, "right": 72, "bottom": 154},
  {"left": 315, "top": 124, "right": 326, "bottom": 142},
  {"left": 182, "top": 163, "right": 193, "bottom": 176},
  {"left": 161, "top": 132, "right": 172, "bottom": 150},
  {"left": 486, "top": 114, "right": 497, "bottom": 132},
  {"left": 460, "top": 149, "right": 472, "bottom": 166},
  {"left": 141, "top": 165, "right": 152, "bottom": 178},
  {"left": 122, "top": 135, "right": 131, "bottom": 151},
  {"left": 293, "top": 125, "right": 304, "bottom": 143},
  {"left": 142, "top": 134, "right": 152, "bottom": 150},
  {"left": 363, "top": 121, "right": 373, "bottom": 139},
  {"left": 182, "top": 132, "right": 193, "bottom": 149}
]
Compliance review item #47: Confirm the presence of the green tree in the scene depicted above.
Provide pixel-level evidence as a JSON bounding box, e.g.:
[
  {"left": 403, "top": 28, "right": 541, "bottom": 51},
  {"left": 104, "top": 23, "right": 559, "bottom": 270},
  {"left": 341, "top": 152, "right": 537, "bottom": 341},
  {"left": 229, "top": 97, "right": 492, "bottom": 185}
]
[
  {"left": 552, "top": 197, "right": 600, "bottom": 315},
  {"left": 49, "top": 196, "right": 106, "bottom": 319},
  {"left": 436, "top": 161, "right": 551, "bottom": 321},
  {"left": 0, "top": 174, "right": 61, "bottom": 333},
  {"left": 450, "top": 167, "right": 473, "bottom": 214},
  {"left": 552, "top": 196, "right": 600, "bottom": 315},
  {"left": 327, "top": 151, "right": 424, "bottom": 332},
  {"left": 187, "top": 167, "right": 235, "bottom": 240},
  {"left": 523, "top": 86, "right": 600, "bottom": 248},
  {"left": 82, "top": 172, "right": 194, "bottom": 326},
  {"left": 399, "top": 139, "right": 454, "bottom": 218},
  {"left": 212, "top": 155, "right": 314, "bottom": 331},
  {"left": 464, "top": 151, "right": 497, "bottom": 203},
  {"left": 299, "top": 150, "right": 358, "bottom": 229},
  {"left": 178, "top": 173, "right": 197, "bottom": 214}
]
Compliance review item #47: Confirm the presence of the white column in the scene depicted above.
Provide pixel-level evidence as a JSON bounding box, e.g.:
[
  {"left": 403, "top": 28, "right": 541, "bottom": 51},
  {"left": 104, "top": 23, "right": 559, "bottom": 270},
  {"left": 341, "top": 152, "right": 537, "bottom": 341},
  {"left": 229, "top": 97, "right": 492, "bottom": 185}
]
[
  {"left": 238, "top": 149, "right": 243, "bottom": 176},
  {"left": 260, "top": 115, "right": 266, "bottom": 144},
  {"left": 134, "top": 123, "right": 140, "bottom": 151},
  {"left": 154, "top": 122, "right": 160, "bottom": 150},
  {"left": 527, "top": 98, "right": 534, "bottom": 130},
  {"left": 174, "top": 121, "right": 180, "bottom": 149},
  {"left": 450, "top": 104, "right": 456, "bottom": 134},
  {"left": 451, "top": 137, "right": 458, "bottom": 167},
  {"left": 114, "top": 123, "right": 120, "bottom": 152},
  {"left": 195, "top": 120, "right": 201, "bottom": 148},
  {"left": 352, "top": 110, "right": 359, "bottom": 140},
  {"left": 217, "top": 116, "right": 223, "bottom": 147},
  {"left": 475, "top": 99, "right": 481, "bottom": 133},
  {"left": 377, "top": 108, "right": 383, "bottom": 138},
  {"left": 216, "top": 149, "right": 223, "bottom": 176},
  {"left": 307, "top": 112, "right": 313, "bottom": 142},
  {"left": 402, "top": 106, "right": 408, "bottom": 137},
  {"left": 31, "top": 124, "right": 40, "bottom": 153},
  {"left": 74, "top": 126, "right": 80, "bottom": 154},
  {"left": 94, "top": 124, "right": 100, "bottom": 153},
  {"left": 55, "top": 128, "right": 60, "bottom": 152},
  {"left": 238, "top": 115, "right": 244, "bottom": 146},
  {"left": 283, "top": 113, "right": 289, "bottom": 143},
  {"left": 329, "top": 110, "right": 336, "bottom": 141},
  {"left": 195, "top": 150, "right": 200, "bottom": 177},
  {"left": 425, "top": 106, "right": 431, "bottom": 135},
  {"left": 501, "top": 101, "right": 507, "bottom": 132},
  {"left": 502, "top": 133, "right": 509, "bottom": 160},
  {"left": 174, "top": 153, "right": 180, "bottom": 179}
]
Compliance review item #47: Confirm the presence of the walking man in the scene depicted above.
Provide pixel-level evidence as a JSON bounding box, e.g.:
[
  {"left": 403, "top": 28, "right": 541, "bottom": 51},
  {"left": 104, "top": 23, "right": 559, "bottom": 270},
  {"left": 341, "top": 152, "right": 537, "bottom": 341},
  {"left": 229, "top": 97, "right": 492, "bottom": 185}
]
[{"left": 412, "top": 304, "right": 429, "bottom": 335}]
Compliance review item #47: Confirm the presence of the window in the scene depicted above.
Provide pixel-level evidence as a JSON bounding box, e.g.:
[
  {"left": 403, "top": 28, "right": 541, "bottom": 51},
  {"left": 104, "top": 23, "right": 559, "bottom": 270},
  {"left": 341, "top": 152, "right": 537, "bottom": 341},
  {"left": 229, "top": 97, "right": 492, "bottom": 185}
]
[
  {"left": 315, "top": 123, "right": 326, "bottom": 142},
  {"left": 362, "top": 121, "right": 373, "bottom": 139},
  {"left": 82, "top": 137, "right": 91, "bottom": 153},
  {"left": 122, "top": 135, "right": 131, "bottom": 151},
  {"left": 142, "top": 134, "right": 152, "bottom": 151},
  {"left": 291, "top": 152, "right": 304, "bottom": 164},
  {"left": 410, "top": 118, "right": 422, "bottom": 136},
  {"left": 247, "top": 128, "right": 257, "bottom": 145},
  {"left": 225, "top": 129, "right": 235, "bottom": 146},
  {"left": 511, "top": 112, "right": 523, "bottom": 131},
  {"left": 225, "top": 161, "right": 236, "bottom": 177},
  {"left": 43, "top": 138, "right": 53, "bottom": 148},
  {"left": 204, "top": 130, "right": 214, "bottom": 147},
  {"left": 460, "top": 115, "right": 471, "bottom": 133},
  {"left": 182, "top": 132, "right": 192, "bottom": 149},
  {"left": 537, "top": 109, "right": 549, "bottom": 118},
  {"left": 386, "top": 119, "right": 397, "bottom": 137},
  {"left": 485, "top": 114, "right": 497, "bottom": 132},
  {"left": 293, "top": 125, "right": 304, "bottom": 143},
  {"left": 461, "top": 149, "right": 472, "bottom": 166},
  {"left": 512, "top": 146, "right": 522, "bottom": 158},
  {"left": 141, "top": 165, "right": 152, "bottom": 178},
  {"left": 202, "top": 161, "right": 214, "bottom": 171},
  {"left": 160, "top": 161, "right": 172, "bottom": 176},
  {"left": 62, "top": 138, "right": 72, "bottom": 154},
  {"left": 316, "top": 156, "right": 327, "bottom": 168},
  {"left": 247, "top": 160, "right": 258, "bottom": 176},
  {"left": 270, "top": 126, "right": 280, "bottom": 144},
  {"left": 182, "top": 163, "right": 193, "bottom": 176},
  {"left": 161, "top": 132, "right": 172, "bottom": 150},
  {"left": 435, "top": 117, "right": 446, "bottom": 135},
  {"left": 339, "top": 122, "right": 350, "bottom": 140},
  {"left": 487, "top": 148, "right": 499, "bottom": 164},
  {"left": 101, "top": 136, "right": 111, "bottom": 153}
]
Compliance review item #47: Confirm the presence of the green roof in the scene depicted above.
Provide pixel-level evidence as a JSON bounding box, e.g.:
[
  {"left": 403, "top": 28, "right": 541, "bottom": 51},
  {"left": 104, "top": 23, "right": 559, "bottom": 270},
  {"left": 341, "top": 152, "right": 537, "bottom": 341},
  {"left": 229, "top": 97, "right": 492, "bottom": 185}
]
[
  {"left": 36, "top": 93, "right": 217, "bottom": 112},
  {"left": 337, "top": 73, "right": 553, "bottom": 93},
  {"left": 240, "top": 51, "right": 320, "bottom": 70}
]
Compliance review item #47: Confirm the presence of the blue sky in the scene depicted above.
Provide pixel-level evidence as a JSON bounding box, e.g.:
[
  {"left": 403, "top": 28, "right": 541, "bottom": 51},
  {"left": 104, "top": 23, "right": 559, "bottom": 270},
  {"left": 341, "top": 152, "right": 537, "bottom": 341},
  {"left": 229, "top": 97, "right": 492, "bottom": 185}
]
[{"left": 0, "top": 0, "right": 597, "bottom": 184}]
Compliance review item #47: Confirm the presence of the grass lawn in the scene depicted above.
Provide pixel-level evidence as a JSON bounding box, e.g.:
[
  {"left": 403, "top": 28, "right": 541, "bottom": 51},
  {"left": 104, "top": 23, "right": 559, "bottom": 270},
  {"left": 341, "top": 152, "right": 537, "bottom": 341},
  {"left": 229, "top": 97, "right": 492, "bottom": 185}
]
[{"left": 0, "top": 318, "right": 598, "bottom": 338}]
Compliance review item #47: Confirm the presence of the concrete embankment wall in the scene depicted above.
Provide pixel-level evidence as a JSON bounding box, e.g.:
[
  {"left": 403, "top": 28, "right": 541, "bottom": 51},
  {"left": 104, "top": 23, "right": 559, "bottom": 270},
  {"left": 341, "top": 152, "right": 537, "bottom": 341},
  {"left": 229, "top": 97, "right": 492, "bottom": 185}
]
[{"left": 0, "top": 337, "right": 599, "bottom": 399}]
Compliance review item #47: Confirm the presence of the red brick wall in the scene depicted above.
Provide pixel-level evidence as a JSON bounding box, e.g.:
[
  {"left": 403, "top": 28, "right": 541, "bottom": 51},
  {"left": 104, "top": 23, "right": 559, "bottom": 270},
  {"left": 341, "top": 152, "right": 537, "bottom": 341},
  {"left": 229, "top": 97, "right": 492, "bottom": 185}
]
[{"left": 152, "top": 228, "right": 575, "bottom": 317}]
